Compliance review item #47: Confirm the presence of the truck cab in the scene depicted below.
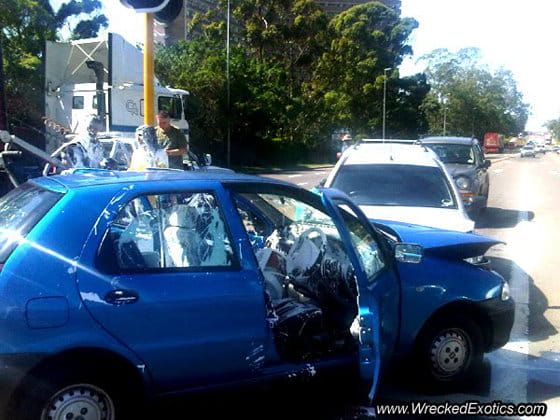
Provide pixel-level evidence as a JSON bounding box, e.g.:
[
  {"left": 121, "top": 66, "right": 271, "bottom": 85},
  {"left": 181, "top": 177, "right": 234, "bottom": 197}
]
[{"left": 44, "top": 33, "right": 189, "bottom": 150}]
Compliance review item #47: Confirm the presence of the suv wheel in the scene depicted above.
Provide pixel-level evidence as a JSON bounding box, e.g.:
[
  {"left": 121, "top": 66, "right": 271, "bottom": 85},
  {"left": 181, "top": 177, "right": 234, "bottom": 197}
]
[{"left": 416, "top": 315, "right": 483, "bottom": 388}]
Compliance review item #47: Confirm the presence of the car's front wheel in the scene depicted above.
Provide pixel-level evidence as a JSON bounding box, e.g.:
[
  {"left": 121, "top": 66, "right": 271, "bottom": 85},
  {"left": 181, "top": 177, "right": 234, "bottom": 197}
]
[{"left": 416, "top": 315, "right": 483, "bottom": 388}]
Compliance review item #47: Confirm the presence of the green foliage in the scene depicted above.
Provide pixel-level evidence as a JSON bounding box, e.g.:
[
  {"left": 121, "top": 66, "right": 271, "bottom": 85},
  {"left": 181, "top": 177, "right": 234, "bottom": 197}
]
[
  {"left": 419, "top": 48, "right": 529, "bottom": 140},
  {"left": 157, "top": 0, "right": 427, "bottom": 164},
  {"left": 545, "top": 118, "right": 560, "bottom": 140},
  {"left": 0, "top": 0, "right": 107, "bottom": 127},
  {"left": 310, "top": 2, "right": 422, "bottom": 137}
]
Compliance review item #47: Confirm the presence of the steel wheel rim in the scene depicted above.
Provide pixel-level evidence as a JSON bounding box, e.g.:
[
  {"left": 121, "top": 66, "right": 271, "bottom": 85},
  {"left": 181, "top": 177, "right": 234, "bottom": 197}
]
[
  {"left": 430, "top": 329, "right": 471, "bottom": 378},
  {"left": 41, "top": 383, "right": 115, "bottom": 420}
]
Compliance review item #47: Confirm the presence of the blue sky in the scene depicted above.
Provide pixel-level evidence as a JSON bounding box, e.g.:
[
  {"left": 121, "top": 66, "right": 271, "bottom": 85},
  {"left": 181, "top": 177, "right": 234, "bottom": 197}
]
[{"left": 50, "top": 0, "right": 559, "bottom": 131}]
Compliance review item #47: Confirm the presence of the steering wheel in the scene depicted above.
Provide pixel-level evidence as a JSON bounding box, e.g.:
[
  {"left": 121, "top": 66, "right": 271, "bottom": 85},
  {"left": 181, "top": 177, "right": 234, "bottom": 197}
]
[{"left": 286, "top": 227, "right": 327, "bottom": 282}]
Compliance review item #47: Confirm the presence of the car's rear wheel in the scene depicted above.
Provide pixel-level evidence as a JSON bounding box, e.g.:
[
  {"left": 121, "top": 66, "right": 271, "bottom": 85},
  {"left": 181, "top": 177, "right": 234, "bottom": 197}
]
[
  {"left": 11, "top": 366, "right": 137, "bottom": 420},
  {"left": 416, "top": 315, "right": 483, "bottom": 388},
  {"left": 40, "top": 383, "right": 115, "bottom": 420}
]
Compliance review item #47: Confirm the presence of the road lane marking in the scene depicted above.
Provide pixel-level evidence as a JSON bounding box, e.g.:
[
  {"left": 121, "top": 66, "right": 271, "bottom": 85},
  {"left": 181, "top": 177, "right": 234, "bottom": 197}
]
[
  {"left": 493, "top": 169, "right": 504, "bottom": 174},
  {"left": 297, "top": 182, "right": 308, "bottom": 186},
  {"left": 288, "top": 174, "right": 302, "bottom": 178}
]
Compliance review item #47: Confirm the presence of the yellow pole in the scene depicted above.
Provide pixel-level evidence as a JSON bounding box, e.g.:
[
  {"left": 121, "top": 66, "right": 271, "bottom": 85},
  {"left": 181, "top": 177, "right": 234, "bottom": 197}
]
[{"left": 144, "top": 13, "right": 155, "bottom": 125}]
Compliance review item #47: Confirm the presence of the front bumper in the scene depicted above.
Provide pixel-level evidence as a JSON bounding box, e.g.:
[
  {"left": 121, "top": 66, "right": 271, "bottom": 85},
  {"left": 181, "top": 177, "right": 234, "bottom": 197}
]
[
  {"left": 461, "top": 192, "right": 487, "bottom": 213},
  {"left": 475, "top": 297, "right": 515, "bottom": 352}
]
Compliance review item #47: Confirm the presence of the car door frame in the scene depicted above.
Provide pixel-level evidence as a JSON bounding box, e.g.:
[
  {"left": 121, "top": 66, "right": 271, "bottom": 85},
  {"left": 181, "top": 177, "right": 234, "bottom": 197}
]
[
  {"left": 76, "top": 180, "right": 270, "bottom": 392},
  {"left": 320, "top": 188, "right": 399, "bottom": 399}
]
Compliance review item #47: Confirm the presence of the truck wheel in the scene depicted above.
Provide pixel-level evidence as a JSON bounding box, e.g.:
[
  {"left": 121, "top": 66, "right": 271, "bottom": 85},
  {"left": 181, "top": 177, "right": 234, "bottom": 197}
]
[
  {"left": 11, "top": 366, "right": 138, "bottom": 420},
  {"left": 415, "top": 315, "right": 483, "bottom": 388}
]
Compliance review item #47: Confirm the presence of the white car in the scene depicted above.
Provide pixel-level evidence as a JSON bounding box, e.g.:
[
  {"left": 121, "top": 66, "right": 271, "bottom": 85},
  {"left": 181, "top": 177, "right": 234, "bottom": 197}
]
[
  {"left": 520, "top": 144, "right": 536, "bottom": 158},
  {"left": 323, "top": 141, "right": 475, "bottom": 232}
]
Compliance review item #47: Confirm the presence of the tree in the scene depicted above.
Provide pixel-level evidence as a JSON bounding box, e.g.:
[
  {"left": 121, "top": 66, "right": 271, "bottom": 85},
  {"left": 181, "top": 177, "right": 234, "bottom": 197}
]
[
  {"left": 156, "top": 0, "right": 423, "bottom": 164},
  {"left": 419, "top": 48, "right": 529, "bottom": 139},
  {"left": 309, "top": 2, "right": 419, "bottom": 135},
  {"left": 387, "top": 73, "right": 430, "bottom": 138},
  {"left": 0, "top": 0, "right": 107, "bottom": 127},
  {"left": 545, "top": 118, "right": 560, "bottom": 140},
  {"left": 54, "top": 0, "right": 108, "bottom": 40}
]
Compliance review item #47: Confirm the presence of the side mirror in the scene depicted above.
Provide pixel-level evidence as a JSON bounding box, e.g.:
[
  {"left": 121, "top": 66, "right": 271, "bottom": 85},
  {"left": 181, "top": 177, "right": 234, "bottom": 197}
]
[
  {"left": 204, "top": 153, "right": 212, "bottom": 166},
  {"left": 483, "top": 160, "right": 491, "bottom": 169},
  {"left": 395, "top": 243, "right": 423, "bottom": 264}
]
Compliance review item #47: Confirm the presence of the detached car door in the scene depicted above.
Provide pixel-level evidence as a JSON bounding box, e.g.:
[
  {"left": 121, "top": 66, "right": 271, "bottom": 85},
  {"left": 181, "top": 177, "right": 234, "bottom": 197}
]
[
  {"left": 76, "top": 183, "right": 268, "bottom": 392},
  {"left": 321, "top": 188, "right": 401, "bottom": 398}
]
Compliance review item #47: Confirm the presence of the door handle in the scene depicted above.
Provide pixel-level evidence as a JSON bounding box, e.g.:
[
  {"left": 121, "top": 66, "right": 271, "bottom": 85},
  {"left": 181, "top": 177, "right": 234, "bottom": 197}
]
[{"left": 104, "top": 289, "right": 139, "bottom": 305}]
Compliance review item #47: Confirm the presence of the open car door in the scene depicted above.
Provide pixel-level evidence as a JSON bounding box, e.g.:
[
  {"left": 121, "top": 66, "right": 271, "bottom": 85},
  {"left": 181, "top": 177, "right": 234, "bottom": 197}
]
[{"left": 320, "top": 188, "right": 394, "bottom": 400}]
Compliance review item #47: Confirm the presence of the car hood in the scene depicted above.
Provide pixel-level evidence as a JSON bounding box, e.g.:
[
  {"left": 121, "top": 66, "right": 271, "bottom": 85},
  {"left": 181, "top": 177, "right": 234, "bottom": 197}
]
[
  {"left": 444, "top": 163, "right": 475, "bottom": 178},
  {"left": 359, "top": 205, "right": 474, "bottom": 233},
  {"left": 372, "top": 219, "right": 503, "bottom": 259}
]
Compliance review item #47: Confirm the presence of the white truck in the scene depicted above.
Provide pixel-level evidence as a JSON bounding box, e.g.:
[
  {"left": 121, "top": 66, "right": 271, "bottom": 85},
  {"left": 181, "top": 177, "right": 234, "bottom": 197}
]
[{"left": 44, "top": 32, "right": 189, "bottom": 151}]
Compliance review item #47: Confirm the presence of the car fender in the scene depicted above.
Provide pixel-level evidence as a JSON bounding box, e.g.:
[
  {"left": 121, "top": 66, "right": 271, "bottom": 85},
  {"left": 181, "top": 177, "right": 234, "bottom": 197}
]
[{"left": 393, "top": 254, "right": 505, "bottom": 354}]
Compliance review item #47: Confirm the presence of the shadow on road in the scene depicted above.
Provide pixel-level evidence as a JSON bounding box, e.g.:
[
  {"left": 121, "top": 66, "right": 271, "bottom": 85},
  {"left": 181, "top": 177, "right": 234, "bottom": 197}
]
[
  {"left": 475, "top": 208, "right": 535, "bottom": 229},
  {"left": 490, "top": 257, "right": 557, "bottom": 342}
]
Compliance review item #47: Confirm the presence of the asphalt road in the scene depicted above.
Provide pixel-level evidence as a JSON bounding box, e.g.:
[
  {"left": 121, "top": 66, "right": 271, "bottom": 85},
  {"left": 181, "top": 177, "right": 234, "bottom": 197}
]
[{"left": 258, "top": 150, "right": 560, "bottom": 418}]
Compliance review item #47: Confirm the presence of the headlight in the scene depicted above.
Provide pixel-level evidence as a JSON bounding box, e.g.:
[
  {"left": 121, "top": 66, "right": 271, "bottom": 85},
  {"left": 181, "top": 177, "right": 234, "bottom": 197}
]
[
  {"left": 455, "top": 176, "right": 470, "bottom": 190},
  {"left": 464, "top": 255, "right": 485, "bottom": 264},
  {"left": 501, "top": 281, "right": 511, "bottom": 301},
  {"left": 464, "top": 255, "right": 491, "bottom": 270}
]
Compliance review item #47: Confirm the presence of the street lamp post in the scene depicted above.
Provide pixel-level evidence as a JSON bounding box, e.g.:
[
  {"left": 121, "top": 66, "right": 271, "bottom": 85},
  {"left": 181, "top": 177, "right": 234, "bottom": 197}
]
[
  {"left": 442, "top": 96, "right": 447, "bottom": 135},
  {"left": 382, "top": 67, "right": 391, "bottom": 141}
]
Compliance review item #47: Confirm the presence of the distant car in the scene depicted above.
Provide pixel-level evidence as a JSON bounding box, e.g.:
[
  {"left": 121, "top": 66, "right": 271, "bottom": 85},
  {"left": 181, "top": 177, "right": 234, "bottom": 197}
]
[
  {"left": 535, "top": 144, "right": 546, "bottom": 154},
  {"left": 418, "top": 137, "right": 490, "bottom": 218},
  {"left": 324, "top": 142, "right": 475, "bottom": 232},
  {"left": 0, "top": 171, "right": 513, "bottom": 418},
  {"left": 520, "top": 144, "right": 536, "bottom": 158}
]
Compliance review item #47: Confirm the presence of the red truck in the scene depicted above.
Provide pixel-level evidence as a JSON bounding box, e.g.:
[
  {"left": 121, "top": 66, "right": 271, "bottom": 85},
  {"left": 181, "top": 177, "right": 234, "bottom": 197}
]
[{"left": 483, "top": 132, "right": 505, "bottom": 153}]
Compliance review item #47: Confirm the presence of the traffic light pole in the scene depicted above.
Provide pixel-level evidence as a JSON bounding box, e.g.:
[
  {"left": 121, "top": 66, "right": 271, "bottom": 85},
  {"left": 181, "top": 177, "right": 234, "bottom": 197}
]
[{"left": 144, "top": 13, "right": 155, "bottom": 125}]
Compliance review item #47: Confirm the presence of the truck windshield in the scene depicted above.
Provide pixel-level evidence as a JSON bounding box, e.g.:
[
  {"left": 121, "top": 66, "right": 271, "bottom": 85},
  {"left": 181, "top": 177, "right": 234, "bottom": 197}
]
[{"left": 0, "top": 184, "right": 62, "bottom": 264}]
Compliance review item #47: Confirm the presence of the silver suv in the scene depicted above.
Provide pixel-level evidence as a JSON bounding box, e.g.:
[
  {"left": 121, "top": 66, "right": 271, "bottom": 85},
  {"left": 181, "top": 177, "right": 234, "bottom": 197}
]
[{"left": 418, "top": 137, "right": 490, "bottom": 217}]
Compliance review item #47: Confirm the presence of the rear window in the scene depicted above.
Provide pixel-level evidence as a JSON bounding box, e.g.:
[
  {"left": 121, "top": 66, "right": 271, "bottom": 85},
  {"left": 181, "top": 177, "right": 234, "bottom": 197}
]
[
  {"left": 331, "top": 164, "right": 457, "bottom": 209},
  {"left": 0, "top": 184, "right": 62, "bottom": 263},
  {"left": 424, "top": 144, "right": 474, "bottom": 165}
]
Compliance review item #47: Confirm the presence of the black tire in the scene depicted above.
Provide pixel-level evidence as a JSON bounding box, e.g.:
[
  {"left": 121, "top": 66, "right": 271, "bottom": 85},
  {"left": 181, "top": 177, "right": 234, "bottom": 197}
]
[
  {"left": 10, "top": 365, "right": 139, "bottom": 420},
  {"left": 415, "top": 315, "right": 483, "bottom": 389}
]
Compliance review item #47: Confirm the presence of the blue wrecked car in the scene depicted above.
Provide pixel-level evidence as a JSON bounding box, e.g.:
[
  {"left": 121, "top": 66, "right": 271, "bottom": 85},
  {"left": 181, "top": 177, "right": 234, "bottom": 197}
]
[{"left": 0, "top": 170, "right": 513, "bottom": 419}]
